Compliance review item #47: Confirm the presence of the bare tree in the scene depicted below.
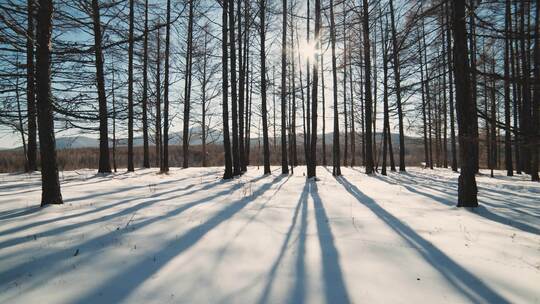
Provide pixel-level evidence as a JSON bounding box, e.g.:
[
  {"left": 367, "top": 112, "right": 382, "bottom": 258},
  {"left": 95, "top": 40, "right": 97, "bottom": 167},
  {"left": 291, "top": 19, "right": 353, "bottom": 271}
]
[{"left": 36, "top": 0, "right": 62, "bottom": 205}]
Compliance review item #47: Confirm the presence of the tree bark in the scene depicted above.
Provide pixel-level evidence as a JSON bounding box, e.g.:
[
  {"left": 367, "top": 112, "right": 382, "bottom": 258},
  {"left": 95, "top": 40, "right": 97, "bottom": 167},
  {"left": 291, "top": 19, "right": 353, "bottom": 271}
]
[
  {"left": 389, "top": 0, "right": 405, "bottom": 172},
  {"left": 259, "top": 0, "right": 270, "bottom": 174},
  {"left": 229, "top": 0, "right": 240, "bottom": 175},
  {"left": 26, "top": 0, "right": 37, "bottom": 172},
  {"left": 161, "top": 0, "right": 171, "bottom": 173},
  {"left": 453, "top": 0, "right": 478, "bottom": 207},
  {"left": 92, "top": 0, "right": 111, "bottom": 174},
  {"left": 362, "top": 0, "right": 374, "bottom": 174},
  {"left": 182, "top": 0, "right": 194, "bottom": 169},
  {"left": 445, "top": 0, "right": 458, "bottom": 172},
  {"left": 280, "top": 0, "right": 289, "bottom": 174},
  {"left": 330, "top": 0, "right": 341, "bottom": 177},
  {"left": 36, "top": 0, "right": 62, "bottom": 205},
  {"left": 127, "top": 0, "right": 134, "bottom": 172},
  {"left": 222, "top": 0, "right": 233, "bottom": 179},
  {"left": 531, "top": 0, "right": 539, "bottom": 181},
  {"left": 503, "top": 0, "right": 513, "bottom": 176},
  {"left": 142, "top": 0, "right": 150, "bottom": 168}
]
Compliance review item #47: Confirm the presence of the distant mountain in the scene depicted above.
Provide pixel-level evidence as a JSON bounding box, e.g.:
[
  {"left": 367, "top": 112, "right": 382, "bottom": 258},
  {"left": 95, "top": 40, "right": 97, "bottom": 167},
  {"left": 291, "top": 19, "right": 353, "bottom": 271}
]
[{"left": 9, "top": 129, "right": 422, "bottom": 151}]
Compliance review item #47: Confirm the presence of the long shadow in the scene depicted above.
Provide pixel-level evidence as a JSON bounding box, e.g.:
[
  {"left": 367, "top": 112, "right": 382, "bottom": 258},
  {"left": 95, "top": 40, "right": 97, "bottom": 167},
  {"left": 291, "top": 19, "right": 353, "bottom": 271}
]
[
  {"left": 337, "top": 176, "right": 509, "bottom": 304},
  {"left": 0, "top": 177, "right": 231, "bottom": 251},
  {"left": 375, "top": 175, "right": 540, "bottom": 235},
  {"left": 0, "top": 206, "right": 41, "bottom": 221},
  {"left": 0, "top": 173, "right": 220, "bottom": 238},
  {"left": 70, "top": 174, "right": 286, "bottom": 304},
  {"left": 290, "top": 181, "right": 309, "bottom": 304},
  {"left": 0, "top": 175, "right": 266, "bottom": 296},
  {"left": 258, "top": 181, "right": 308, "bottom": 304},
  {"left": 310, "top": 182, "right": 351, "bottom": 304}
]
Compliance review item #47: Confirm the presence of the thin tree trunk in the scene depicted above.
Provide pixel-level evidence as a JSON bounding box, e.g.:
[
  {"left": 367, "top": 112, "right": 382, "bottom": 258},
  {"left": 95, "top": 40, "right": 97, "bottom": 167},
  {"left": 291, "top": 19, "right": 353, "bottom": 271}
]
[
  {"left": 127, "top": 0, "right": 134, "bottom": 172},
  {"left": 26, "top": 0, "right": 37, "bottom": 172},
  {"left": 389, "top": 0, "right": 405, "bottom": 172},
  {"left": 111, "top": 63, "right": 117, "bottom": 172},
  {"left": 348, "top": 31, "right": 356, "bottom": 167},
  {"left": 16, "top": 70, "right": 28, "bottom": 171},
  {"left": 142, "top": 0, "right": 150, "bottom": 168},
  {"left": 321, "top": 54, "right": 327, "bottom": 166},
  {"left": 229, "top": 0, "right": 240, "bottom": 175},
  {"left": 330, "top": 0, "right": 341, "bottom": 177},
  {"left": 259, "top": 0, "right": 270, "bottom": 174},
  {"left": 418, "top": 26, "right": 428, "bottom": 169},
  {"left": 446, "top": 0, "right": 457, "bottom": 172},
  {"left": 182, "top": 0, "right": 194, "bottom": 169},
  {"left": 308, "top": 0, "right": 319, "bottom": 177},
  {"left": 238, "top": 0, "right": 246, "bottom": 172},
  {"left": 162, "top": 0, "right": 171, "bottom": 173},
  {"left": 531, "top": 0, "right": 540, "bottom": 181},
  {"left": 422, "top": 17, "right": 433, "bottom": 169},
  {"left": 222, "top": 0, "right": 233, "bottom": 179},
  {"left": 92, "top": 0, "right": 111, "bottom": 174},
  {"left": 342, "top": 7, "right": 348, "bottom": 167},
  {"left": 382, "top": 16, "right": 391, "bottom": 175},
  {"left": 511, "top": 0, "right": 521, "bottom": 174},
  {"left": 155, "top": 25, "right": 162, "bottom": 169},
  {"left": 201, "top": 28, "right": 209, "bottom": 167},
  {"left": 280, "top": 0, "right": 289, "bottom": 174},
  {"left": 362, "top": 0, "right": 374, "bottom": 174},
  {"left": 503, "top": 0, "right": 513, "bottom": 176},
  {"left": 468, "top": 1, "right": 480, "bottom": 173}
]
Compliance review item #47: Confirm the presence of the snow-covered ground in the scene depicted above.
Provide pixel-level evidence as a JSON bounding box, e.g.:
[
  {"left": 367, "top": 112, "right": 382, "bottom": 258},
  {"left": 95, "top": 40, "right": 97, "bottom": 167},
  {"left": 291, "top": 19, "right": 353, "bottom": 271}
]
[{"left": 0, "top": 166, "right": 539, "bottom": 303}]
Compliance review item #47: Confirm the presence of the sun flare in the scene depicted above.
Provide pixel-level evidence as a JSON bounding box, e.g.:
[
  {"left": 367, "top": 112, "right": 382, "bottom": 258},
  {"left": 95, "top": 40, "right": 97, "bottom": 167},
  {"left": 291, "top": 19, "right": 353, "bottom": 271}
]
[{"left": 298, "top": 40, "right": 318, "bottom": 61}]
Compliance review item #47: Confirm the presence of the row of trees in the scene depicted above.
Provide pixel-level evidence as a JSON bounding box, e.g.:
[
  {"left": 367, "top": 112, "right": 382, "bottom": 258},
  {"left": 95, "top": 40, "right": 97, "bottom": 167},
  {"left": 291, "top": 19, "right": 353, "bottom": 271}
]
[{"left": 0, "top": 0, "right": 538, "bottom": 207}]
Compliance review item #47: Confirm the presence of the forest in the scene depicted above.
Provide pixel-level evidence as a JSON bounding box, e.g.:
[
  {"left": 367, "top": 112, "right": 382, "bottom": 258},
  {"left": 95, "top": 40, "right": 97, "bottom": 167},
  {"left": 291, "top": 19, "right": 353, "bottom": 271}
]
[{"left": 0, "top": 0, "right": 539, "bottom": 303}]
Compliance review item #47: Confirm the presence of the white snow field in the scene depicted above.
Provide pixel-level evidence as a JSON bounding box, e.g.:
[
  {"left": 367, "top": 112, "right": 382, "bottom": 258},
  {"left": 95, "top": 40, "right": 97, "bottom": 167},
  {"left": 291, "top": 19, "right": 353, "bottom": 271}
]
[{"left": 0, "top": 166, "right": 539, "bottom": 304}]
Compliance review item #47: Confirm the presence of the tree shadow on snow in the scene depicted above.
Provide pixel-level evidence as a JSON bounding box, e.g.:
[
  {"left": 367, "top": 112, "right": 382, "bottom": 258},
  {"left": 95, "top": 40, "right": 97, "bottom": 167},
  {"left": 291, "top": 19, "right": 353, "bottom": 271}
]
[
  {"left": 336, "top": 176, "right": 509, "bottom": 304},
  {"left": 374, "top": 173, "right": 540, "bottom": 235},
  {"left": 65, "top": 174, "right": 287, "bottom": 304},
  {"left": 258, "top": 179, "right": 350, "bottom": 304}
]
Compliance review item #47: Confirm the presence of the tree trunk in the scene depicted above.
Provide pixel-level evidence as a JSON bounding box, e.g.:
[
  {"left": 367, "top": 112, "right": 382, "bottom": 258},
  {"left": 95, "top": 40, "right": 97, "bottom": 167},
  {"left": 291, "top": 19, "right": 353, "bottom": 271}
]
[
  {"left": 321, "top": 54, "right": 327, "bottom": 166},
  {"left": 389, "top": 0, "right": 405, "bottom": 172},
  {"left": 362, "top": 0, "right": 374, "bottom": 174},
  {"left": 382, "top": 16, "right": 390, "bottom": 175},
  {"left": 26, "top": 0, "right": 37, "bottom": 172},
  {"left": 142, "top": 0, "right": 150, "bottom": 168},
  {"left": 530, "top": 3, "right": 540, "bottom": 181},
  {"left": 238, "top": 0, "right": 246, "bottom": 172},
  {"left": 342, "top": 8, "right": 348, "bottom": 167},
  {"left": 418, "top": 26, "right": 428, "bottom": 169},
  {"left": 222, "top": 0, "right": 233, "bottom": 179},
  {"left": 259, "top": 0, "right": 271, "bottom": 174},
  {"left": 92, "top": 0, "right": 111, "bottom": 174},
  {"left": 155, "top": 26, "right": 163, "bottom": 169},
  {"left": 453, "top": 0, "right": 478, "bottom": 207},
  {"left": 445, "top": 0, "right": 458, "bottom": 172},
  {"left": 280, "top": 0, "right": 289, "bottom": 174},
  {"left": 162, "top": 0, "right": 171, "bottom": 173},
  {"left": 127, "top": 0, "right": 135, "bottom": 172},
  {"left": 229, "top": 0, "right": 240, "bottom": 176},
  {"left": 182, "top": 0, "right": 194, "bottom": 169},
  {"left": 503, "top": 0, "right": 513, "bottom": 176},
  {"left": 36, "top": 0, "right": 62, "bottom": 206},
  {"left": 468, "top": 1, "right": 480, "bottom": 173},
  {"left": 112, "top": 64, "right": 117, "bottom": 172},
  {"left": 330, "top": 0, "right": 341, "bottom": 177}
]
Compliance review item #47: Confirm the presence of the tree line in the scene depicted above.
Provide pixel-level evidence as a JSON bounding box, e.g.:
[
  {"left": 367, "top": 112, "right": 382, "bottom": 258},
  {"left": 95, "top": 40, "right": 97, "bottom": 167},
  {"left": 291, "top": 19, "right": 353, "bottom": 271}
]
[{"left": 0, "top": 0, "right": 538, "bottom": 208}]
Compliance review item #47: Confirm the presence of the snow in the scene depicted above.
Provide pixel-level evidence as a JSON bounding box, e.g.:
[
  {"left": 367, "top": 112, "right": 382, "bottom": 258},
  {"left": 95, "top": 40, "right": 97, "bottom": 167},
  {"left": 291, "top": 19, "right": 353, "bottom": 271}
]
[{"left": 0, "top": 166, "right": 539, "bottom": 303}]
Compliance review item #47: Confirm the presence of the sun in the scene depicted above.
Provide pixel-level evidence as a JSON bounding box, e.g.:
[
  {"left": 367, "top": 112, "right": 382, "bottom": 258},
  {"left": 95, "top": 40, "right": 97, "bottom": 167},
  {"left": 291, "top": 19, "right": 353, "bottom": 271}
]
[{"left": 298, "top": 39, "right": 317, "bottom": 61}]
